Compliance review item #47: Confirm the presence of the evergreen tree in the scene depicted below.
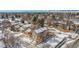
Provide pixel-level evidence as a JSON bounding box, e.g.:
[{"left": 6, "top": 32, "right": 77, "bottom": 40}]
[
  {"left": 40, "top": 18, "right": 44, "bottom": 27},
  {"left": 38, "top": 18, "right": 44, "bottom": 27},
  {"left": 11, "top": 16, "right": 15, "bottom": 21},
  {"left": 32, "top": 15, "right": 38, "bottom": 24}
]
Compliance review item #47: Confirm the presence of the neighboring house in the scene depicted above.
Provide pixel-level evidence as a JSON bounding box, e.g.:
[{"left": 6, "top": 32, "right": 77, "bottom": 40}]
[
  {"left": 71, "top": 19, "right": 79, "bottom": 30},
  {"left": 51, "top": 19, "right": 65, "bottom": 29},
  {"left": 1, "top": 19, "right": 11, "bottom": 29}
]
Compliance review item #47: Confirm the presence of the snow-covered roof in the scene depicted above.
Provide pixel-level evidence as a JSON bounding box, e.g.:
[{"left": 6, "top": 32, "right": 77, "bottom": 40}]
[
  {"left": 57, "top": 20, "right": 65, "bottom": 24},
  {"left": 19, "top": 27, "right": 24, "bottom": 31},
  {"left": 15, "top": 18, "right": 22, "bottom": 21},
  {"left": 22, "top": 24, "right": 31, "bottom": 28},
  {"left": 34, "top": 27, "right": 61, "bottom": 34},
  {"left": 24, "top": 21, "right": 28, "bottom": 24},
  {"left": 0, "top": 31, "right": 4, "bottom": 39},
  {"left": 72, "top": 19, "right": 79, "bottom": 25},
  {"left": 0, "top": 19, "right": 5, "bottom": 22},
  {"left": 2, "top": 19, "right": 10, "bottom": 24},
  {"left": 34, "top": 27, "right": 47, "bottom": 34},
  {"left": 53, "top": 20, "right": 65, "bottom": 24},
  {"left": 25, "top": 28, "right": 31, "bottom": 32}
]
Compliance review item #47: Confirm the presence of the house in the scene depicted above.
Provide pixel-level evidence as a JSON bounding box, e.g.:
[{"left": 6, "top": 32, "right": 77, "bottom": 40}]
[
  {"left": 33, "top": 27, "right": 47, "bottom": 44},
  {"left": 1, "top": 19, "right": 12, "bottom": 30},
  {"left": 33, "top": 27, "right": 56, "bottom": 44},
  {"left": 70, "top": 19, "right": 79, "bottom": 30}
]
